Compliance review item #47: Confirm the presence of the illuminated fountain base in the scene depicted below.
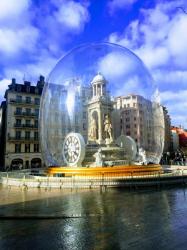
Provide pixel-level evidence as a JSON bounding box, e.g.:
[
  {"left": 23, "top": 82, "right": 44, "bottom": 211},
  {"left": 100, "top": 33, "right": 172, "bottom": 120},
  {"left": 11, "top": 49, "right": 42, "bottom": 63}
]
[{"left": 46, "top": 164, "right": 163, "bottom": 177}]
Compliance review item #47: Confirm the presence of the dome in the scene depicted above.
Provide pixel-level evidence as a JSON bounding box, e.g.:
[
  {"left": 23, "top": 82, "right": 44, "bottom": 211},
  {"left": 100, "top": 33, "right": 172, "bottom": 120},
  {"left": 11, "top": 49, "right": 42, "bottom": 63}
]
[
  {"left": 40, "top": 42, "right": 165, "bottom": 167},
  {"left": 91, "top": 72, "right": 107, "bottom": 84}
]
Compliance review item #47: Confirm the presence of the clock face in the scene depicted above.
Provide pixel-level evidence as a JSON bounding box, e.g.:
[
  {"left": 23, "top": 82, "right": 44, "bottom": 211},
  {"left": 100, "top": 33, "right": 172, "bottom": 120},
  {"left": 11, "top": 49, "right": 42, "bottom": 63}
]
[
  {"left": 62, "top": 133, "right": 85, "bottom": 166},
  {"left": 63, "top": 135, "right": 80, "bottom": 163}
]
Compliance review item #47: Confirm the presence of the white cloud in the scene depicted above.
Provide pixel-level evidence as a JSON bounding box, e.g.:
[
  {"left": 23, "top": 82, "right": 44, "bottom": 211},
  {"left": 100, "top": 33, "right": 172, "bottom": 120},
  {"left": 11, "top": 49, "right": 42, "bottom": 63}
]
[
  {"left": 97, "top": 50, "right": 153, "bottom": 99},
  {"left": 108, "top": 0, "right": 138, "bottom": 13},
  {"left": 153, "top": 70, "right": 187, "bottom": 91},
  {"left": 3, "top": 53, "right": 57, "bottom": 84},
  {"left": 160, "top": 89, "right": 187, "bottom": 127},
  {"left": 0, "top": 0, "right": 39, "bottom": 57},
  {"left": 109, "top": 1, "right": 187, "bottom": 70},
  {"left": 98, "top": 51, "right": 137, "bottom": 79},
  {"left": 135, "top": 46, "right": 169, "bottom": 69},
  {"left": 0, "top": 0, "right": 90, "bottom": 102},
  {"left": 0, "top": 0, "right": 30, "bottom": 21},
  {"left": 167, "top": 15, "right": 187, "bottom": 68},
  {"left": 108, "top": 0, "right": 187, "bottom": 127},
  {"left": 160, "top": 90, "right": 187, "bottom": 102},
  {"left": 55, "top": 1, "right": 89, "bottom": 32},
  {"left": 25, "top": 56, "right": 57, "bottom": 80},
  {"left": 0, "top": 78, "right": 10, "bottom": 101},
  {"left": 0, "top": 26, "right": 39, "bottom": 55}
]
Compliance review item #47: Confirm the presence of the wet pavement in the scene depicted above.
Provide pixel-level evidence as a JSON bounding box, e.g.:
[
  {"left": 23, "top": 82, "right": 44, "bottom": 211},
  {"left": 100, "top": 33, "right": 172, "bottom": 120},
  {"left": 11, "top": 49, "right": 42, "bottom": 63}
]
[{"left": 0, "top": 185, "right": 187, "bottom": 250}]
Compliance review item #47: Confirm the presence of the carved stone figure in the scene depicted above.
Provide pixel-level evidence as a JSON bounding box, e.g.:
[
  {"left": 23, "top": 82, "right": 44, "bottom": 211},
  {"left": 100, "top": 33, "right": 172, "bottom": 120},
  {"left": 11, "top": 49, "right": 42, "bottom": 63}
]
[
  {"left": 93, "top": 148, "right": 105, "bottom": 166},
  {"left": 104, "top": 114, "right": 113, "bottom": 143},
  {"left": 89, "top": 116, "right": 97, "bottom": 141}
]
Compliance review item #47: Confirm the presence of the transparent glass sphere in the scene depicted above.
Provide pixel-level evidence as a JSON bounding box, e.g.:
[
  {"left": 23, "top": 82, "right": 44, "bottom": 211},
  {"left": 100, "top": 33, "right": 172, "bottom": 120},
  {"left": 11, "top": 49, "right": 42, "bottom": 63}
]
[{"left": 40, "top": 43, "right": 165, "bottom": 167}]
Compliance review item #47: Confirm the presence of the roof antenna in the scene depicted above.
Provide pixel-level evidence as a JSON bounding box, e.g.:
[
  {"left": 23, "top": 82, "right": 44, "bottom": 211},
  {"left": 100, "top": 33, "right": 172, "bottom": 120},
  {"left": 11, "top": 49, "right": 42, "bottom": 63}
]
[{"left": 23, "top": 73, "right": 26, "bottom": 82}]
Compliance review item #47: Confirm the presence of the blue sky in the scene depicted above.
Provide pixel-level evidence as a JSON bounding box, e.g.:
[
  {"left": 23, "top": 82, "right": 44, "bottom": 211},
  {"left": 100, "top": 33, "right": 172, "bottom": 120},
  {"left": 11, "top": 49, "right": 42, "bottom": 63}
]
[{"left": 0, "top": 0, "right": 187, "bottom": 127}]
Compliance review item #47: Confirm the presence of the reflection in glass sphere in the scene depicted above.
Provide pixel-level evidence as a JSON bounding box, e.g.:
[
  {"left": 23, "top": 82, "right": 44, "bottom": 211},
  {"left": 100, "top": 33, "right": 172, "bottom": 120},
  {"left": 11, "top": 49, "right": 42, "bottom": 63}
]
[{"left": 40, "top": 43, "right": 165, "bottom": 167}]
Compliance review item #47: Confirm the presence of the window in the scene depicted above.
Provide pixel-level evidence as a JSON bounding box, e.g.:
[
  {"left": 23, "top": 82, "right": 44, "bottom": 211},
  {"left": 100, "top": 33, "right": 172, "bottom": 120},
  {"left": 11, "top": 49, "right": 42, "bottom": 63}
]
[
  {"left": 16, "top": 107, "right": 22, "bottom": 114},
  {"left": 16, "top": 95, "right": 22, "bottom": 103},
  {"left": 26, "top": 120, "right": 31, "bottom": 126},
  {"left": 25, "top": 131, "right": 30, "bottom": 139},
  {"left": 15, "top": 144, "right": 21, "bottom": 153},
  {"left": 17, "top": 85, "right": 22, "bottom": 92},
  {"left": 126, "top": 124, "right": 130, "bottom": 129},
  {"left": 26, "top": 108, "right": 31, "bottom": 115},
  {"left": 26, "top": 96, "right": 31, "bottom": 103},
  {"left": 127, "top": 104, "right": 130, "bottom": 107},
  {"left": 26, "top": 86, "right": 30, "bottom": 93},
  {"left": 34, "top": 132, "right": 38, "bottom": 140},
  {"left": 25, "top": 144, "right": 30, "bottom": 153},
  {"left": 134, "top": 117, "right": 136, "bottom": 121},
  {"left": 16, "top": 119, "right": 21, "bottom": 126},
  {"left": 83, "top": 123, "right": 86, "bottom": 130},
  {"left": 126, "top": 118, "right": 130, "bottom": 122},
  {"left": 75, "top": 115, "right": 78, "bottom": 124},
  {"left": 34, "top": 120, "right": 38, "bottom": 128},
  {"left": 34, "top": 144, "right": 39, "bottom": 153},
  {"left": 35, "top": 109, "right": 39, "bottom": 116},
  {"left": 35, "top": 98, "right": 40, "bottom": 105},
  {"left": 133, "top": 103, "right": 136, "bottom": 107},
  {"left": 15, "top": 131, "right": 21, "bottom": 139}
]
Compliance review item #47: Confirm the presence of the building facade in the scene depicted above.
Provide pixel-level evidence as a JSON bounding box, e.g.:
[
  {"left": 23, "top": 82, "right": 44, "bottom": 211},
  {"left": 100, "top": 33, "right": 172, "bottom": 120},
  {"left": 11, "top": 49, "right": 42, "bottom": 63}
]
[
  {"left": 171, "top": 128, "right": 180, "bottom": 151},
  {"left": 171, "top": 126, "right": 187, "bottom": 150},
  {"left": 114, "top": 95, "right": 171, "bottom": 154},
  {"left": 1, "top": 76, "right": 45, "bottom": 170},
  {"left": 114, "top": 94, "right": 155, "bottom": 151},
  {"left": 163, "top": 106, "right": 172, "bottom": 152},
  {"left": 0, "top": 101, "right": 6, "bottom": 169}
]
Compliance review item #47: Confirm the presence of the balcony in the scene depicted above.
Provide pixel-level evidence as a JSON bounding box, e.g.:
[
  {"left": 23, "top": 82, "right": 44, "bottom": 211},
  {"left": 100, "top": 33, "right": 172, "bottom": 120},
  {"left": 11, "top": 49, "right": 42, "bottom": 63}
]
[
  {"left": 10, "top": 99, "right": 40, "bottom": 106},
  {"left": 14, "top": 111, "right": 38, "bottom": 117},
  {"left": 14, "top": 123, "right": 38, "bottom": 129},
  {"left": 8, "top": 136, "right": 39, "bottom": 142}
]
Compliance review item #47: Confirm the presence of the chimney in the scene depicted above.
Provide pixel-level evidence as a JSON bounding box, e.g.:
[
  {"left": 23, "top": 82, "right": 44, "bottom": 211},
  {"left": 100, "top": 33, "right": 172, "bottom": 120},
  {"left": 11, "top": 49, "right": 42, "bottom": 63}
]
[
  {"left": 37, "top": 75, "right": 45, "bottom": 87},
  {"left": 12, "top": 78, "right": 16, "bottom": 85},
  {"left": 24, "top": 81, "right": 31, "bottom": 86}
]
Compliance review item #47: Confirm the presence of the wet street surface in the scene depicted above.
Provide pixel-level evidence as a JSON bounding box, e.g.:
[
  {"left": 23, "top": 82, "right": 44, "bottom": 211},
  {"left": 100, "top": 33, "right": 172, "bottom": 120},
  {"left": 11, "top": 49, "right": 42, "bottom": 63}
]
[{"left": 0, "top": 185, "right": 187, "bottom": 250}]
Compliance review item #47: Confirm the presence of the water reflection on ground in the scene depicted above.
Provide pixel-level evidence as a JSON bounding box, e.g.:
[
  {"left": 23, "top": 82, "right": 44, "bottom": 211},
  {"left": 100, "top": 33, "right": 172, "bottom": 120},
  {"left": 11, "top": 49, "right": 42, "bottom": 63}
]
[{"left": 0, "top": 185, "right": 187, "bottom": 250}]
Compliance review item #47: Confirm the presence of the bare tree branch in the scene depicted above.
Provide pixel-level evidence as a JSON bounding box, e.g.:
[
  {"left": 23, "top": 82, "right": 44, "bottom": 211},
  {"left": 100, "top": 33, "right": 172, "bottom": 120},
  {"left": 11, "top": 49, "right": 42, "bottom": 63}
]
[{"left": 176, "top": 7, "right": 187, "bottom": 14}]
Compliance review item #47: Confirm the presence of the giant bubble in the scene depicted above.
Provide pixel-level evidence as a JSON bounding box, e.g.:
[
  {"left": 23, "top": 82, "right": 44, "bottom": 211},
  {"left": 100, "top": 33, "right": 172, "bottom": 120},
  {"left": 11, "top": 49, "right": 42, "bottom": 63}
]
[{"left": 40, "top": 43, "right": 165, "bottom": 167}]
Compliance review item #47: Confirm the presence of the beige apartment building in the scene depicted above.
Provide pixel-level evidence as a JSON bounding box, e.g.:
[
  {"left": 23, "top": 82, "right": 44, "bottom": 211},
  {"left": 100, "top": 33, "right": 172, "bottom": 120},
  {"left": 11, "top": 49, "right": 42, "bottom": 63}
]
[
  {"left": 114, "top": 94, "right": 155, "bottom": 151},
  {"left": 114, "top": 94, "right": 171, "bottom": 154},
  {"left": 1, "top": 76, "right": 45, "bottom": 170}
]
